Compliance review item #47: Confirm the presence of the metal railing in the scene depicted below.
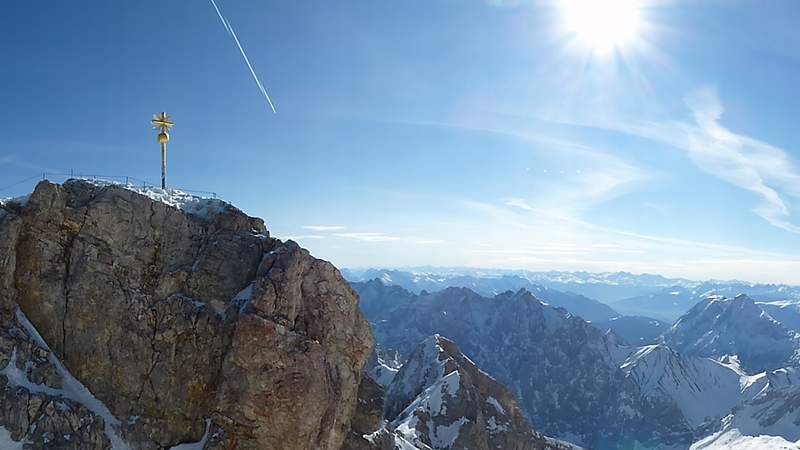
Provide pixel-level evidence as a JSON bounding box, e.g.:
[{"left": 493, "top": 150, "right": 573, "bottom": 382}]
[{"left": 0, "top": 172, "right": 218, "bottom": 199}]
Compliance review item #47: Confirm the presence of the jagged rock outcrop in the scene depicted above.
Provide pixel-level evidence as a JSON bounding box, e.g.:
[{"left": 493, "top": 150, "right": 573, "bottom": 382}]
[
  {"left": 357, "top": 283, "right": 693, "bottom": 448},
  {"left": 0, "top": 180, "right": 374, "bottom": 449},
  {"left": 342, "top": 335, "right": 578, "bottom": 450},
  {"left": 384, "top": 335, "right": 575, "bottom": 450}
]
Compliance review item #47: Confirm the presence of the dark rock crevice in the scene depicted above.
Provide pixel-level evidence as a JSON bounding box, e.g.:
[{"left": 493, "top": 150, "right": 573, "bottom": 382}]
[{"left": 59, "top": 191, "right": 94, "bottom": 365}]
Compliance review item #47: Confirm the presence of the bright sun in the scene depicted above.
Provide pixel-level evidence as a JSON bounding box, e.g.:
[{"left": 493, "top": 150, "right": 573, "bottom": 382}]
[{"left": 561, "top": 0, "right": 641, "bottom": 55}]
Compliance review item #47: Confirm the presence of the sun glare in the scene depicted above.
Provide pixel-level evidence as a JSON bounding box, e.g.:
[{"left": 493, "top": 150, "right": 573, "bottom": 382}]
[{"left": 561, "top": 0, "right": 641, "bottom": 55}]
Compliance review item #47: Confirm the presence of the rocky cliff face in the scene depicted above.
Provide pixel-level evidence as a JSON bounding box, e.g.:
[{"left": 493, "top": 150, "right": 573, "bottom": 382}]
[{"left": 0, "top": 180, "right": 373, "bottom": 449}]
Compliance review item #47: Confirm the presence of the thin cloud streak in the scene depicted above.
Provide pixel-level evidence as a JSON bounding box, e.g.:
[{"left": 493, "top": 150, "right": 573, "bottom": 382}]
[
  {"left": 375, "top": 117, "right": 651, "bottom": 213},
  {"left": 501, "top": 196, "right": 796, "bottom": 259},
  {"left": 303, "top": 225, "right": 346, "bottom": 231},
  {"left": 334, "top": 232, "right": 401, "bottom": 242},
  {"left": 548, "top": 86, "right": 800, "bottom": 233},
  {"left": 209, "top": 0, "right": 277, "bottom": 114},
  {"left": 285, "top": 234, "right": 325, "bottom": 240}
]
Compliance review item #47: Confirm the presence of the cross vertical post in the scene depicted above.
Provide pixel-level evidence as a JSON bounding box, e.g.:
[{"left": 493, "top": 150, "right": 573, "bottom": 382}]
[{"left": 151, "top": 112, "right": 174, "bottom": 190}]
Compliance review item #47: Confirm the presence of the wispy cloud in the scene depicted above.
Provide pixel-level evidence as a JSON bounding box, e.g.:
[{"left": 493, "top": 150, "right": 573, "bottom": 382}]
[
  {"left": 412, "top": 239, "right": 447, "bottom": 245},
  {"left": 382, "top": 118, "right": 650, "bottom": 213},
  {"left": 453, "top": 194, "right": 800, "bottom": 280},
  {"left": 568, "top": 86, "right": 800, "bottom": 233},
  {"left": 285, "top": 234, "right": 325, "bottom": 240},
  {"left": 303, "top": 225, "right": 346, "bottom": 231},
  {"left": 334, "top": 232, "right": 401, "bottom": 242},
  {"left": 682, "top": 87, "right": 800, "bottom": 233}
]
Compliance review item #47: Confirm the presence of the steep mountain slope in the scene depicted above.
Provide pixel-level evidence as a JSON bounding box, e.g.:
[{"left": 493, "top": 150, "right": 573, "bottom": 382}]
[
  {"left": 758, "top": 301, "right": 800, "bottom": 332},
  {"left": 619, "top": 345, "right": 766, "bottom": 427},
  {"left": 661, "top": 295, "right": 800, "bottom": 372},
  {"left": 0, "top": 180, "right": 374, "bottom": 449},
  {"left": 343, "top": 335, "right": 580, "bottom": 450},
  {"left": 692, "top": 383, "right": 800, "bottom": 449},
  {"left": 384, "top": 335, "right": 575, "bottom": 450},
  {"left": 362, "top": 285, "right": 693, "bottom": 449}
]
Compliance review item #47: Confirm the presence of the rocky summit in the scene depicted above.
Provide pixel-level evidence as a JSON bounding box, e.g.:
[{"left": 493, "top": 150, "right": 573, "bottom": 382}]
[
  {"left": 344, "top": 335, "right": 578, "bottom": 450},
  {"left": 0, "top": 180, "right": 374, "bottom": 449}
]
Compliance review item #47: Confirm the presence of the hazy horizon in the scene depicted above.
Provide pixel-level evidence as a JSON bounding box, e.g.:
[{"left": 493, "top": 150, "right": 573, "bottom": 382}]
[{"left": 339, "top": 265, "right": 797, "bottom": 287}]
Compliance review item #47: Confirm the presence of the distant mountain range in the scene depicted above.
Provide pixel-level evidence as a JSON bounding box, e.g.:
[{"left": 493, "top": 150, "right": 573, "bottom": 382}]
[
  {"left": 344, "top": 268, "right": 800, "bottom": 322},
  {"left": 350, "top": 270, "right": 800, "bottom": 449},
  {"left": 342, "top": 267, "right": 691, "bottom": 302},
  {"left": 613, "top": 283, "right": 800, "bottom": 322}
]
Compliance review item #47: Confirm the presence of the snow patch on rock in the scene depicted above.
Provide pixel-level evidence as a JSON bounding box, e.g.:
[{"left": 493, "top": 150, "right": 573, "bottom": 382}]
[
  {"left": 431, "top": 417, "right": 468, "bottom": 449},
  {"left": 72, "top": 179, "right": 228, "bottom": 220},
  {"left": 486, "top": 396, "right": 505, "bottom": 415},
  {"left": 0, "top": 426, "right": 25, "bottom": 450},
  {"left": 13, "top": 307, "right": 131, "bottom": 450}
]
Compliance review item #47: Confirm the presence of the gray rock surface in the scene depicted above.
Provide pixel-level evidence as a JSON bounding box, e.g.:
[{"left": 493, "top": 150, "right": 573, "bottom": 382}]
[{"left": 0, "top": 180, "right": 374, "bottom": 449}]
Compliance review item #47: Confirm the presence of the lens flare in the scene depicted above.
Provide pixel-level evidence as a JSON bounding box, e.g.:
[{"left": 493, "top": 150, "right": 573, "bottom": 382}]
[{"left": 561, "top": 0, "right": 641, "bottom": 55}]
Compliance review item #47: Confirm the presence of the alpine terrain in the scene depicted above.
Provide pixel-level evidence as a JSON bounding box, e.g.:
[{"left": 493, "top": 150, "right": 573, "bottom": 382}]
[{"left": 0, "top": 180, "right": 575, "bottom": 450}]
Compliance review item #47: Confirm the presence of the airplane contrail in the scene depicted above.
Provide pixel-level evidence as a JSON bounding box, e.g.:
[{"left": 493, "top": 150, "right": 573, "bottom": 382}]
[{"left": 209, "top": 0, "right": 277, "bottom": 114}]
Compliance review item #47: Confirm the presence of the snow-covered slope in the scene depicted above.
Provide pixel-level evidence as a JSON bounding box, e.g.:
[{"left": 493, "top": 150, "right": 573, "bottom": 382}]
[
  {"left": 661, "top": 294, "right": 800, "bottom": 372},
  {"left": 0, "top": 307, "right": 127, "bottom": 448},
  {"left": 692, "top": 428, "right": 799, "bottom": 450},
  {"left": 383, "top": 335, "right": 579, "bottom": 450},
  {"left": 691, "top": 385, "right": 800, "bottom": 449},
  {"left": 368, "top": 350, "right": 402, "bottom": 388},
  {"left": 619, "top": 345, "right": 768, "bottom": 427}
]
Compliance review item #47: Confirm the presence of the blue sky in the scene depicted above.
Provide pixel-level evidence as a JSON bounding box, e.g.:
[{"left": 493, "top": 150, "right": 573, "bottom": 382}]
[{"left": 2, "top": 1, "right": 800, "bottom": 283}]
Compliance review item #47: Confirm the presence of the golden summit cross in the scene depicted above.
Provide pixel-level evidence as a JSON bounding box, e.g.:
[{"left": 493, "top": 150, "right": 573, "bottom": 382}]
[{"left": 151, "top": 112, "right": 174, "bottom": 189}]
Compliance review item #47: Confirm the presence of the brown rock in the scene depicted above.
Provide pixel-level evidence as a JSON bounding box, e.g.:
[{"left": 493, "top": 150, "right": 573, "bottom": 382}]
[{"left": 0, "top": 180, "right": 374, "bottom": 449}]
